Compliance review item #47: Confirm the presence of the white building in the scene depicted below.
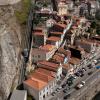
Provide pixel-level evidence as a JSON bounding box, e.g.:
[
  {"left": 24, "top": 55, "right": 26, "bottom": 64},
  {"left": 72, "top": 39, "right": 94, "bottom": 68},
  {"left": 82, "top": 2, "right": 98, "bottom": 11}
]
[
  {"left": 32, "top": 45, "right": 57, "bottom": 63},
  {"left": 23, "top": 69, "right": 56, "bottom": 100},
  {"left": 58, "top": 0, "right": 68, "bottom": 15}
]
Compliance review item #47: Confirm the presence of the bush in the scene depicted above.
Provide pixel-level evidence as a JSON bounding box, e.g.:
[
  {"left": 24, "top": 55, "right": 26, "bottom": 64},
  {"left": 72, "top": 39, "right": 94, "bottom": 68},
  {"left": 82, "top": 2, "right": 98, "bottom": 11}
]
[{"left": 15, "top": 0, "right": 31, "bottom": 24}]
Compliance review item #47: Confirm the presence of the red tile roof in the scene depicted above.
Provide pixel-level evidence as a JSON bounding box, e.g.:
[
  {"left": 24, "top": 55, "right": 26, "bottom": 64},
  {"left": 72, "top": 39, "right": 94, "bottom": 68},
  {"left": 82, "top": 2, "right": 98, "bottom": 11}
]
[
  {"left": 54, "top": 23, "right": 66, "bottom": 29},
  {"left": 33, "top": 32, "right": 44, "bottom": 36},
  {"left": 24, "top": 77, "right": 47, "bottom": 90},
  {"left": 35, "top": 68, "right": 56, "bottom": 78},
  {"left": 24, "top": 69, "right": 55, "bottom": 90},
  {"left": 38, "top": 61, "right": 59, "bottom": 68},
  {"left": 40, "top": 44, "right": 56, "bottom": 52},
  {"left": 50, "top": 31, "right": 63, "bottom": 35},
  {"left": 32, "top": 48, "right": 47, "bottom": 56},
  {"left": 47, "top": 36, "right": 61, "bottom": 41},
  {"left": 58, "top": 47, "right": 71, "bottom": 57},
  {"left": 52, "top": 54, "right": 64, "bottom": 63},
  {"left": 69, "top": 57, "right": 80, "bottom": 65}
]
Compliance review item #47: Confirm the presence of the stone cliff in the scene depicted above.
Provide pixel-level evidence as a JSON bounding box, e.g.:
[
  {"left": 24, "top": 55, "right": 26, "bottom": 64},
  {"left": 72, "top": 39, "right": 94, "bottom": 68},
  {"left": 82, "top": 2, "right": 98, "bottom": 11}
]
[
  {"left": 0, "top": 5, "right": 25, "bottom": 100},
  {"left": 0, "top": 0, "right": 21, "bottom": 5}
]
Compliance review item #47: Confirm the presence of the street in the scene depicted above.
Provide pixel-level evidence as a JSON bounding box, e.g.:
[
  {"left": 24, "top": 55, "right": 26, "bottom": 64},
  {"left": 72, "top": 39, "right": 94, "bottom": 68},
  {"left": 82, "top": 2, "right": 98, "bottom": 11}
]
[{"left": 47, "top": 62, "right": 100, "bottom": 100}]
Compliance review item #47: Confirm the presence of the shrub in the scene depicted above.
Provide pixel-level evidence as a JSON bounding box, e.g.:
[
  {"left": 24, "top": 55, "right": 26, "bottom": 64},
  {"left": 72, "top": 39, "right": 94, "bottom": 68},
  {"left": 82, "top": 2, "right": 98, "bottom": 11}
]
[{"left": 15, "top": 0, "right": 31, "bottom": 24}]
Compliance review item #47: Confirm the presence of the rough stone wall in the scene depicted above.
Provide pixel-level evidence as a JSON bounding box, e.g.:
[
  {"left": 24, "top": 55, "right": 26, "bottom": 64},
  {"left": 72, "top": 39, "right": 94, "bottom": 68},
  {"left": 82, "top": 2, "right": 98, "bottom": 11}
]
[
  {"left": 0, "top": 0, "right": 21, "bottom": 5},
  {"left": 0, "top": 6, "right": 22, "bottom": 100}
]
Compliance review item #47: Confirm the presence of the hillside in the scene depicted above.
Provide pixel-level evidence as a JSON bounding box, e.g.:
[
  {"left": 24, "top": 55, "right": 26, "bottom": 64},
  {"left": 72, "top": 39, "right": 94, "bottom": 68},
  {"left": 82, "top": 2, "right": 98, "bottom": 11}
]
[{"left": 0, "top": 0, "right": 31, "bottom": 99}]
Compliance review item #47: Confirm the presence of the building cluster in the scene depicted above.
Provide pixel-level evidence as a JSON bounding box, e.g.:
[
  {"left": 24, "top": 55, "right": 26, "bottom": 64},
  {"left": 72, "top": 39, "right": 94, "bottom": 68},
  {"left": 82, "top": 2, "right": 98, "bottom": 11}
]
[
  {"left": 10, "top": 0, "right": 100, "bottom": 100},
  {"left": 79, "top": 0, "right": 100, "bottom": 17}
]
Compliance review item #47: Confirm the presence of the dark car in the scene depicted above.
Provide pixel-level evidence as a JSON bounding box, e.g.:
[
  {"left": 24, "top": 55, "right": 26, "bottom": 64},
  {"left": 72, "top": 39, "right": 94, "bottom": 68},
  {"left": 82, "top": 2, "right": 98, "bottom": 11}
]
[
  {"left": 87, "top": 64, "right": 93, "bottom": 69},
  {"left": 51, "top": 92, "right": 56, "bottom": 96},
  {"left": 78, "top": 69, "right": 84, "bottom": 73},
  {"left": 63, "top": 94, "right": 70, "bottom": 99},
  {"left": 75, "top": 72, "right": 80, "bottom": 77},
  {"left": 63, "top": 89, "right": 67, "bottom": 93},
  {"left": 62, "top": 84, "right": 66, "bottom": 88},
  {"left": 80, "top": 73, "right": 84, "bottom": 77},
  {"left": 96, "top": 66, "right": 100, "bottom": 69},
  {"left": 88, "top": 71, "right": 93, "bottom": 75}
]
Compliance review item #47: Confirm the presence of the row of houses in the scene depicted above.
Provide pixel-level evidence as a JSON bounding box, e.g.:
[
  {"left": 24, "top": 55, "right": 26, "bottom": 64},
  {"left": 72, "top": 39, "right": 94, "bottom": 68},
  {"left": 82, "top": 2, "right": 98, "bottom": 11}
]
[{"left": 10, "top": 0, "right": 100, "bottom": 100}]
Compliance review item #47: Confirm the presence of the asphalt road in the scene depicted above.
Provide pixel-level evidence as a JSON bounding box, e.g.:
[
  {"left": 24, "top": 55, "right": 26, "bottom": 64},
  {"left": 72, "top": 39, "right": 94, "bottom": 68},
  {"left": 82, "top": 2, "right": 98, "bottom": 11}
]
[{"left": 48, "top": 62, "right": 100, "bottom": 100}]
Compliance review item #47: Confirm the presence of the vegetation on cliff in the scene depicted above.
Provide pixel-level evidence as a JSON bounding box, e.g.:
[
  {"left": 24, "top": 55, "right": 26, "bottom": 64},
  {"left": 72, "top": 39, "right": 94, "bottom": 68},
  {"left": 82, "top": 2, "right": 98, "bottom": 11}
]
[{"left": 15, "top": 0, "right": 31, "bottom": 24}]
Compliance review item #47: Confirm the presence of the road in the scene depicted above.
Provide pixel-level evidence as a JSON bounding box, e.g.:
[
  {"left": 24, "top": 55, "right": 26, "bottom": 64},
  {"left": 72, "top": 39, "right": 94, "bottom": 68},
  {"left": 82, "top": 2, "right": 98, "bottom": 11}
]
[
  {"left": 68, "top": 68, "right": 100, "bottom": 100},
  {"left": 47, "top": 62, "right": 100, "bottom": 100}
]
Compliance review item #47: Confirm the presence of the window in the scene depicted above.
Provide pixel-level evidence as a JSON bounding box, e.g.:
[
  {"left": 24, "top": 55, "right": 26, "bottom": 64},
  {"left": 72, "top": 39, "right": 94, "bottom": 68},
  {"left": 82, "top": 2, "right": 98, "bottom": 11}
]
[
  {"left": 39, "top": 92, "right": 41, "bottom": 95},
  {"left": 43, "top": 94, "right": 45, "bottom": 98},
  {"left": 43, "top": 89, "right": 45, "bottom": 93},
  {"left": 38, "top": 55, "right": 40, "bottom": 58},
  {"left": 47, "top": 92, "right": 48, "bottom": 96}
]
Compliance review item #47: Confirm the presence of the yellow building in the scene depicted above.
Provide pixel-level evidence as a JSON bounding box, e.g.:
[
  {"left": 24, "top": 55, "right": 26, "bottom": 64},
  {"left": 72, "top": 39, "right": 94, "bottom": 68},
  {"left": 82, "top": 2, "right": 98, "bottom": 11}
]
[{"left": 58, "top": 0, "right": 68, "bottom": 15}]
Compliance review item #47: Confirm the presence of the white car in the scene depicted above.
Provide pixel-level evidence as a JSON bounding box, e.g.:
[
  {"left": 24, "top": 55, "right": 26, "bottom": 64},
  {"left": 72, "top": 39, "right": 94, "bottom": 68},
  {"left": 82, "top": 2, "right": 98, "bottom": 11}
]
[
  {"left": 75, "top": 81, "right": 85, "bottom": 89},
  {"left": 93, "top": 60, "right": 97, "bottom": 64},
  {"left": 76, "top": 84, "right": 83, "bottom": 89},
  {"left": 81, "top": 81, "right": 85, "bottom": 85}
]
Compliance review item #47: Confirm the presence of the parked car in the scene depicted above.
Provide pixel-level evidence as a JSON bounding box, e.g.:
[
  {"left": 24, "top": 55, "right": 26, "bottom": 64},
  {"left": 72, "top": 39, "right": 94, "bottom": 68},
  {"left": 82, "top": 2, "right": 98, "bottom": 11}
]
[
  {"left": 51, "top": 92, "right": 56, "bottom": 96},
  {"left": 74, "top": 72, "right": 80, "bottom": 77},
  {"left": 87, "top": 64, "right": 93, "bottom": 69},
  {"left": 78, "top": 69, "right": 84, "bottom": 73},
  {"left": 62, "top": 84, "right": 66, "bottom": 88},
  {"left": 88, "top": 71, "right": 93, "bottom": 75},
  {"left": 63, "top": 89, "right": 67, "bottom": 93},
  {"left": 75, "top": 84, "right": 83, "bottom": 89},
  {"left": 96, "top": 66, "right": 100, "bottom": 69},
  {"left": 75, "top": 81, "right": 85, "bottom": 89},
  {"left": 70, "top": 75, "right": 77, "bottom": 79},
  {"left": 63, "top": 94, "right": 70, "bottom": 99},
  {"left": 93, "top": 60, "right": 97, "bottom": 64},
  {"left": 56, "top": 88, "right": 60, "bottom": 92},
  {"left": 80, "top": 73, "right": 84, "bottom": 77},
  {"left": 81, "top": 81, "right": 85, "bottom": 85},
  {"left": 82, "top": 67, "right": 86, "bottom": 71}
]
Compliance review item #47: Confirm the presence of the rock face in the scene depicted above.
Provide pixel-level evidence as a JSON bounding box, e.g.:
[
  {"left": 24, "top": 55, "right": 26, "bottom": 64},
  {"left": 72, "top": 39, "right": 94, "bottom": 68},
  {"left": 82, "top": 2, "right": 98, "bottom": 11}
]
[
  {"left": 0, "top": 0, "right": 21, "bottom": 5},
  {"left": 0, "top": 6, "right": 22, "bottom": 100}
]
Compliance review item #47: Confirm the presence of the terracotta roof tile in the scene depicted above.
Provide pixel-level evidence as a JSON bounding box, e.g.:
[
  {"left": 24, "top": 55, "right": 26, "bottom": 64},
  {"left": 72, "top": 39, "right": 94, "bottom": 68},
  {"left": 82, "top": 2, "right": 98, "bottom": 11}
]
[
  {"left": 38, "top": 61, "right": 59, "bottom": 68},
  {"left": 35, "top": 68, "right": 56, "bottom": 78},
  {"left": 23, "top": 77, "right": 47, "bottom": 90},
  {"left": 47, "top": 36, "right": 61, "bottom": 41},
  {"left": 40, "top": 44, "right": 56, "bottom": 52},
  {"left": 54, "top": 23, "right": 66, "bottom": 28},
  {"left": 69, "top": 57, "right": 80, "bottom": 65},
  {"left": 58, "top": 48, "right": 71, "bottom": 57},
  {"left": 52, "top": 54, "right": 64, "bottom": 63},
  {"left": 33, "top": 32, "right": 44, "bottom": 36},
  {"left": 50, "top": 31, "right": 63, "bottom": 35}
]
